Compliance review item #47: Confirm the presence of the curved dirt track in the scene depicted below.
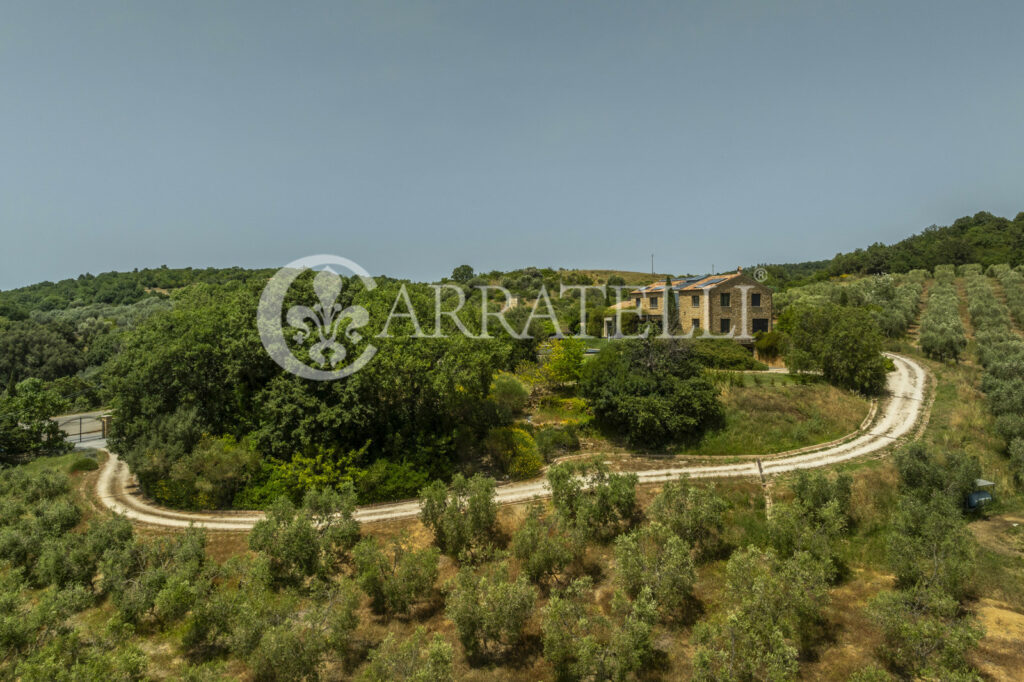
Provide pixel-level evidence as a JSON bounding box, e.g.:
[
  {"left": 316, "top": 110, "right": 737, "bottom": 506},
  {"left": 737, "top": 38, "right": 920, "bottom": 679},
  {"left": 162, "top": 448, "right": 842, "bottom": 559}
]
[{"left": 95, "top": 353, "right": 929, "bottom": 531}]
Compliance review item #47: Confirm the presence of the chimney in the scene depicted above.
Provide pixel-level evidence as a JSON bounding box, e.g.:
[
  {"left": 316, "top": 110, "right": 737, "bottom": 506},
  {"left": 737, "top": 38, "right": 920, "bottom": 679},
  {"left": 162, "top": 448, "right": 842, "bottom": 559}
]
[{"left": 737, "top": 266, "right": 743, "bottom": 274}]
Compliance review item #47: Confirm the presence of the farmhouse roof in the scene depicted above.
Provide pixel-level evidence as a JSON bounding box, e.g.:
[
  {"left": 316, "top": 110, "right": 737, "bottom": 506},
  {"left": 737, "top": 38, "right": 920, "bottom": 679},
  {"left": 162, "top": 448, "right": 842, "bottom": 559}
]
[{"left": 629, "top": 272, "right": 745, "bottom": 296}]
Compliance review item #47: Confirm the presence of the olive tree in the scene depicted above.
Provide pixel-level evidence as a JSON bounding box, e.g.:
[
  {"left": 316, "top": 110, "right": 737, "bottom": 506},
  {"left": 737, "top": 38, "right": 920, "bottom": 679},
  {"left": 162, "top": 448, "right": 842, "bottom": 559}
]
[
  {"left": 888, "top": 494, "right": 976, "bottom": 600},
  {"left": 99, "top": 527, "right": 211, "bottom": 627},
  {"left": 894, "top": 443, "right": 980, "bottom": 507},
  {"left": 445, "top": 562, "right": 536, "bottom": 658},
  {"left": 248, "top": 623, "right": 325, "bottom": 682},
  {"left": 357, "top": 627, "right": 453, "bottom": 682},
  {"left": 541, "top": 577, "right": 658, "bottom": 681},
  {"left": 547, "top": 459, "right": 638, "bottom": 542},
  {"left": 248, "top": 485, "right": 360, "bottom": 584},
  {"left": 766, "top": 500, "right": 848, "bottom": 583},
  {"left": 613, "top": 522, "right": 696, "bottom": 622},
  {"left": 693, "top": 547, "right": 830, "bottom": 681},
  {"left": 648, "top": 478, "right": 728, "bottom": 560},
  {"left": 868, "top": 586, "right": 983, "bottom": 679},
  {"left": 352, "top": 536, "right": 439, "bottom": 616},
  {"left": 509, "top": 504, "right": 583, "bottom": 585},
  {"left": 419, "top": 473, "right": 497, "bottom": 561}
]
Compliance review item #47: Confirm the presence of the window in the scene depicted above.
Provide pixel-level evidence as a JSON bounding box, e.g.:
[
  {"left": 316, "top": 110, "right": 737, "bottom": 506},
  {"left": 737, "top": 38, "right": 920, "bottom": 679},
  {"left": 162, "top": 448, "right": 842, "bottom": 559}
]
[
  {"left": 751, "top": 293, "right": 761, "bottom": 307},
  {"left": 650, "top": 296, "right": 659, "bottom": 308},
  {"left": 720, "top": 318, "right": 731, "bottom": 334},
  {"left": 692, "top": 318, "right": 700, "bottom": 330},
  {"left": 720, "top": 293, "right": 730, "bottom": 307},
  {"left": 634, "top": 297, "right": 641, "bottom": 307},
  {"left": 753, "top": 318, "right": 769, "bottom": 333},
  {"left": 691, "top": 295, "right": 700, "bottom": 307}
]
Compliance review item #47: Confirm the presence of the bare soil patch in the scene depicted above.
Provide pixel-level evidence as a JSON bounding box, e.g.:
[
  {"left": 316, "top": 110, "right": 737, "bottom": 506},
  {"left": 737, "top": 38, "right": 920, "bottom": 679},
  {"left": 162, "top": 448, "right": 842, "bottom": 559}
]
[
  {"left": 971, "top": 515, "right": 1024, "bottom": 558},
  {"left": 973, "top": 599, "right": 1024, "bottom": 682}
]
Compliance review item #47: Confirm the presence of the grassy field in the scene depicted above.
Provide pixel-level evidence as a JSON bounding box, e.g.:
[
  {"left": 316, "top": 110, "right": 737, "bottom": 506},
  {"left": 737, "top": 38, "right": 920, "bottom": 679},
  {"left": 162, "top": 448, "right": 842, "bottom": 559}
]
[
  {"left": 681, "top": 381, "right": 870, "bottom": 456},
  {"left": 528, "top": 376, "right": 871, "bottom": 457}
]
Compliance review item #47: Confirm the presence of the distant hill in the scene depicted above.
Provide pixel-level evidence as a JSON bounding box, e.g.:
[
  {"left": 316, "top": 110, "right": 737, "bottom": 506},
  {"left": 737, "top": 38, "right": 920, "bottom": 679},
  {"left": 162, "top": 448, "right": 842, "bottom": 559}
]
[
  {"left": 754, "top": 211, "right": 1024, "bottom": 287},
  {"left": 0, "top": 266, "right": 275, "bottom": 319},
  {"left": 560, "top": 269, "right": 674, "bottom": 285},
  {"left": 7, "top": 210, "right": 1022, "bottom": 315},
  {"left": 824, "top": 211, "right": 1024, "bottom": 276}
]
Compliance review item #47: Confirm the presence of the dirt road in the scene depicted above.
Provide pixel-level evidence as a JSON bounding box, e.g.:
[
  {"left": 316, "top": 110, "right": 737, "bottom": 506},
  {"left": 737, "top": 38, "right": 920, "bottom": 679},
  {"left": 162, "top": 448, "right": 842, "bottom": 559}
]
[{"left": 95, "top": 352, "right": 929, "bottom": 531}]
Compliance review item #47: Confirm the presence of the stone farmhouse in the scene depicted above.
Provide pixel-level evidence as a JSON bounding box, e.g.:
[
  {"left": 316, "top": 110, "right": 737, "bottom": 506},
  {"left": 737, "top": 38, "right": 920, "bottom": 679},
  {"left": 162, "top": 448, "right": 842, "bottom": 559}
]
[{"left": 603, "top": 268, "right": 773, "bottom": 341}]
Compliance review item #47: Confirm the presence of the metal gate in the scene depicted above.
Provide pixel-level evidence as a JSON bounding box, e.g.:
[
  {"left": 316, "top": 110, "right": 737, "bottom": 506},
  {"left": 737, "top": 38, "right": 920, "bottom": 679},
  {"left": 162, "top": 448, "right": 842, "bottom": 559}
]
[{"left": 56, "top": 414, "right": 110, "bottom": 444}]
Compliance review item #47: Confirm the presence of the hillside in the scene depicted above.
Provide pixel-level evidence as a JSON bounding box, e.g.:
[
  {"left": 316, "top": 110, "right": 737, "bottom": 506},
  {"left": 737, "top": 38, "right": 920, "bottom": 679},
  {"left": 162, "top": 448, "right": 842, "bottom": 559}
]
[{"left": 757, "top": 211, "right": 1024, "bottom": 288}]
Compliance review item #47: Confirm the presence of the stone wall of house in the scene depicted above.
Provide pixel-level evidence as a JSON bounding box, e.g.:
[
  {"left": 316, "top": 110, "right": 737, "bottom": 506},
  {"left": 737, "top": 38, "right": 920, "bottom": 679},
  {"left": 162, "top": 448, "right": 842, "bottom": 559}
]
[
  {"left": 679, "top": 291, "right": 704, "bottom": 334},
  {"left": 704, "top": 275, "right": 773, "bottom": 339},
  {"left": 607, "top": 274, "right": 773, "bottom": 339}
]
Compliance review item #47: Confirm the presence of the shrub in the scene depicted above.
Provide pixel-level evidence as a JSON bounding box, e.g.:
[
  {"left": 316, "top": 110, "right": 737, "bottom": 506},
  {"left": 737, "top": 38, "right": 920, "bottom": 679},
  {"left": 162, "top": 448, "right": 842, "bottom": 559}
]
[
  {"left": 68, "top": 456, "right": 99, "bottom": 473},
  {"left": 780, "top": 303, "right": 887, "bottom": 395},
  {"left": 692, "top": 339, "right": 767, "bottom": 369},
  {"left": 754, "top": 330, "right": 788, "bottom": 360},
  {"left": 544, "top": 337, "right": 586, "bottom": 386},
  {"left": 535, "top": 425, "right": 580, "bottom": 461},
  {"left": 489, "top": 373, "right": 529, "bottom": 422},
  {"left": 483, "top": 426, "right": 543, "bottom": 479},
  {"left": 355, "top": 459, "right": 431, "bottom": 504}
]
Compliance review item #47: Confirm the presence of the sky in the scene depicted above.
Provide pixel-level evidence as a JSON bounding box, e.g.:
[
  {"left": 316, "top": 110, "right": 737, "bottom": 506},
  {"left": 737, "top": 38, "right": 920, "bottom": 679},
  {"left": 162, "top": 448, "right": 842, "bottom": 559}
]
[{"left": 2, "top": 1, "right": 1023, "bottom": 289}]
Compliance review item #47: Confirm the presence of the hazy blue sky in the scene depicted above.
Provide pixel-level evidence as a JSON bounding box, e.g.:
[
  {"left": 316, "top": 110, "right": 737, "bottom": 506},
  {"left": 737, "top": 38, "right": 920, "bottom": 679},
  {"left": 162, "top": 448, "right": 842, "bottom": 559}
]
[{"left": 2, "top": 1, "right": 1023, "bottom": 289}]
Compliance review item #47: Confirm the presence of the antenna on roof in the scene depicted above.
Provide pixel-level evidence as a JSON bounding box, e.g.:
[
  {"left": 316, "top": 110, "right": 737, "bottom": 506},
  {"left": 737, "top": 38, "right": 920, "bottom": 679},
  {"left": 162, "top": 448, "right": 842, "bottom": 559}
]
[{"left": 651, "top": 253, "right": 654, "bottom": 275}]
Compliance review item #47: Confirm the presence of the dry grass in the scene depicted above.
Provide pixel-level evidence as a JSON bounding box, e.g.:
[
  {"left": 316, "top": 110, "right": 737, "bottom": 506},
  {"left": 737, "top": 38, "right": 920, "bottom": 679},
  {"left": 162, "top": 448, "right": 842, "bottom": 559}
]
[
  {"left": 802, "top": 569, "right": 893, "bottom": 681},
  {"left": 973, "top": 599, "right": 1024, "bottom": 681},
  {"left": 682, "top": 383, "right": 870, "bottom": 456}
]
